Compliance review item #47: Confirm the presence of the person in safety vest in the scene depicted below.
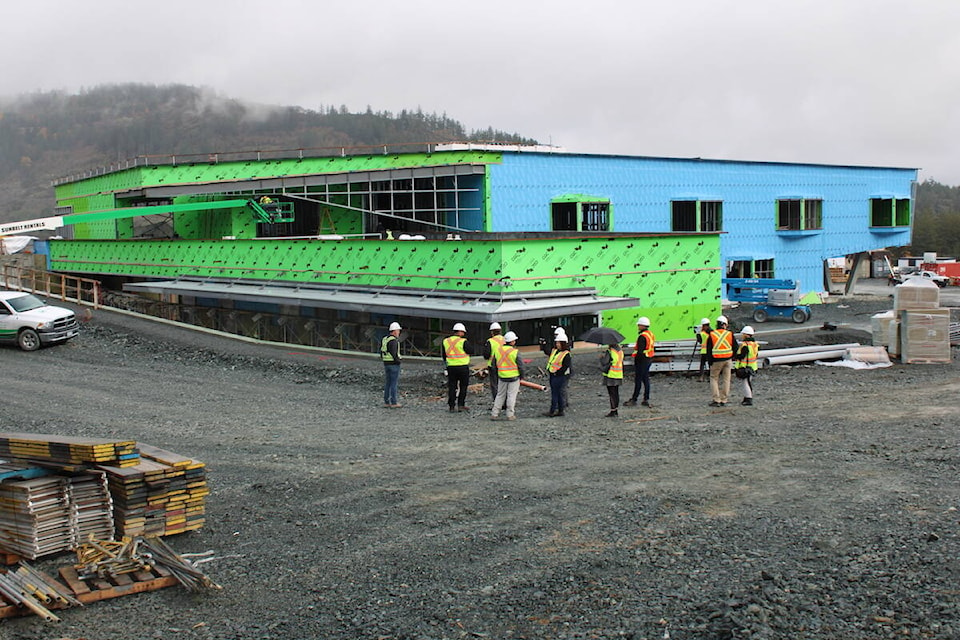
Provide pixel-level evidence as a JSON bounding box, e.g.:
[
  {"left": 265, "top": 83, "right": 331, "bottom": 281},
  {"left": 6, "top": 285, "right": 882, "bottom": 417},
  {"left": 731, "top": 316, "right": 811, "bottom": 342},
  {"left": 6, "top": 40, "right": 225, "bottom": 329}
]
[
  {"left": 380, "top": 322, "right": 403, "bottom": 408},
  {"left": 706, "top": 314, "right": 739, "bottom": 407},
  {"left": 482, "top": 322, "right": 506, "bottom": 401},
  {"left": 735, "top": 325, "right": 760, "bottom": 406},
  {"left": 443, "top": 322, "right": 474, "bottom": 413},
  {"left": 601, "top": 340, "right": 624, "bottom": 417},
  {"left": 543, "top": 331, "right": 572, "bottom": 417},
  {"left": 624, "top": 316, "right": 655, "bottom": 408},
  {"left": 491, "top": 331, "right": 524, "bottom": 421},
  {"left": 695, "top": 318, "right": 712, "bottom": 381}
]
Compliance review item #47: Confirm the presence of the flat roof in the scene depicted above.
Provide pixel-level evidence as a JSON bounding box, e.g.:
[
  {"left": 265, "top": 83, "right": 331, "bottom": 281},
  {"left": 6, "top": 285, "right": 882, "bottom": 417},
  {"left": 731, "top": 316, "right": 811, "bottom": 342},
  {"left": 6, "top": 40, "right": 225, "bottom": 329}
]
[{"left": 124, "top": 278, "right": 640, "bottom": 323}]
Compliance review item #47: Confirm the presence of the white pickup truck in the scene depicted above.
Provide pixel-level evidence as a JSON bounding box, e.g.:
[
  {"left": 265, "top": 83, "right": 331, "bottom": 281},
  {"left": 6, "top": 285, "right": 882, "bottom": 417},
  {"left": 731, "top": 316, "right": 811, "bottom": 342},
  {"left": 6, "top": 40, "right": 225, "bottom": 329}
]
[
  {"left": 0, "top": 291, "right": 80, "bottom": 351},
  {"left": 899, "top": 270, "right": 950, "bottom": 287}
]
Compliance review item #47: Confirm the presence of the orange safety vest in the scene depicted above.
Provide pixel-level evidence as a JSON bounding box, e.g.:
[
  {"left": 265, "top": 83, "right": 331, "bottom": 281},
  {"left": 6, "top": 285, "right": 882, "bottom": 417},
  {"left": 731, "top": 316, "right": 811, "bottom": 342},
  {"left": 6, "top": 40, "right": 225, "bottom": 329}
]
[
  {"left": 487, "top": 334, "right": 505, "bottom": 367},
  {"left": 737, "top": 341, "right": 759, "bottom": 371},
  {"left": 495, "top": 343, "right": 520, "bottom": 379},
  {"left": 603, "top": 348, "right": 624, "bottom": 379},
  {"left": 547, "top": 349, "right": 570, "bottom": 374},
  {"left": 710, "top": 329, "right": 734, "bottom": 359},
  {"left": 635, "top": 329, "right": 655, "bottom": 358},
  {"left": 443, "top": 335, "right": 470, "bottom": 366}
]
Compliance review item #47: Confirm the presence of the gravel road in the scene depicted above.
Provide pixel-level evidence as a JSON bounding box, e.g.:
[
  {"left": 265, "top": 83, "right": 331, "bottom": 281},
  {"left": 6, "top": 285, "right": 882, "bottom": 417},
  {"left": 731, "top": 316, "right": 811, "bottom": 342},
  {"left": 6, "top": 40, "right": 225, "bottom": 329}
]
[{"left": 2, "top": 289, "right": 959, "bottom": 640}]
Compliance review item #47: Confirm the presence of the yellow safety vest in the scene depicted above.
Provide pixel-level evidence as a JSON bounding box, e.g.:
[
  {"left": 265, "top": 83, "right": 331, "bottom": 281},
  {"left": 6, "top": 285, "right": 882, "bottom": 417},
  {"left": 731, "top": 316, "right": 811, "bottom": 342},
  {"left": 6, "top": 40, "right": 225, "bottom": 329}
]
[
  {"left": 380, "top": 335, "right": 398, "bottom": 363},
  {"left": 637, "top": 329, "right": 655, "bottom": 358},
  {"left": 547, "top": 349, "right": 570, "bottom": 374},
  {"left": 700, "top": 329, "right": 710, "bottom": 354},
  {"left": 710, "top": 329, "right": 733, "bottom": 359},
  {"left": 603, "top": 348, "right": 624, "bottom": 379},
  {"left": 487, "top": 334, "right": 505, "bottom": 367},
  {"left": 495, "top": 344, "right": 520, "bottom": 379},
  {"left": 737, "top": 341, "right": 759, "bottom": 371},
  {"left": 443, "top": 335, "right": 470, "bottom": 366}
]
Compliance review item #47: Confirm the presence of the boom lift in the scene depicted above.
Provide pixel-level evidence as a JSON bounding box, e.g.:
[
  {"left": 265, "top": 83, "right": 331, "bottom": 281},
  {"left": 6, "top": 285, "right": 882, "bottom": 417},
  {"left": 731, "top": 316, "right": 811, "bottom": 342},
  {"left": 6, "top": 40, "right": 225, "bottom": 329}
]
[{"left": 722, "top": 278, "right": 812, "bottom": 324}]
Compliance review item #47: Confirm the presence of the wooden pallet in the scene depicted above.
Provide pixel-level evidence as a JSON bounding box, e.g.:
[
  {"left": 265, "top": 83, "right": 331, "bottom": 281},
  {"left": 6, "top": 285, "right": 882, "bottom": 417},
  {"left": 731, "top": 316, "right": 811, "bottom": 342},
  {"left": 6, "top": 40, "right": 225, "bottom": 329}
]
[
  {"left": 58, "top": 564, "right": 178, "bottom": 605},
  {"left": 0, "top": 564, "right": 178, "bottom": 620}
]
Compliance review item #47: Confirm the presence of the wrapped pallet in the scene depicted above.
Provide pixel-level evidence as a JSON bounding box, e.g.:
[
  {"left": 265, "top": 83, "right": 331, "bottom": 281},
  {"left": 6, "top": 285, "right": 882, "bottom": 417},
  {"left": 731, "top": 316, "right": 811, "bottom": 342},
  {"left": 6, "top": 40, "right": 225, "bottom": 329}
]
[
  {"left": 893, "top": 279, "right": 939, "bottom": 311},
  {"left": 871, "top": 311, "right": 896, "bottom": 347},
  {"left": 900, "top": 309, "right": 951, "bottom": 364}
]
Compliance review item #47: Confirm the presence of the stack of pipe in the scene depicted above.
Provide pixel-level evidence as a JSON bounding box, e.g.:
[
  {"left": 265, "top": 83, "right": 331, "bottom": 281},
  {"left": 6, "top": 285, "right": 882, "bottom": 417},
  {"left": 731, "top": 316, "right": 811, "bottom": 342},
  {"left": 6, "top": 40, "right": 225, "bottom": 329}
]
[{"left": 760, "top": 343, "right": 861, "bottom": 367}]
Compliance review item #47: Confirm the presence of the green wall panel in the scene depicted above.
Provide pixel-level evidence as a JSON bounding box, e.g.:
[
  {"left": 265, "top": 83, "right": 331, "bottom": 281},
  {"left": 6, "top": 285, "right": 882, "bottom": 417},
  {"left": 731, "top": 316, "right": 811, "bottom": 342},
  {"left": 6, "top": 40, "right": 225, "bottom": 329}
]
[{"left": 49, "top": 234, "right": 720, "bottom": 340}]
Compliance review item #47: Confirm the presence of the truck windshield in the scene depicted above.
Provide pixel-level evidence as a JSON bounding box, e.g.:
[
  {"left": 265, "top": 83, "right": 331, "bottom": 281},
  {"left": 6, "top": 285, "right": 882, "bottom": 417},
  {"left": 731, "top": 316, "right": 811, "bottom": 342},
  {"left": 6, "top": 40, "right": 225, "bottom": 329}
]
[{"left": 7, "top": 294, "right": 45, "bottom": 312}]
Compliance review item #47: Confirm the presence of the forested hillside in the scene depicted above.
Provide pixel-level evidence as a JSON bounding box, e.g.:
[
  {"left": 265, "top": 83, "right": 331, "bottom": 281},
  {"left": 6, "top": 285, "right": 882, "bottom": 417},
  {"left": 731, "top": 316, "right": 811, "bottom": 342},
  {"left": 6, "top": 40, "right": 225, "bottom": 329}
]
[
  {"left": 0, "top": 83, "right": 535, "bottom": 222},
  {"left": 1, "top": 83, "right": 958, "bottom": 258}
]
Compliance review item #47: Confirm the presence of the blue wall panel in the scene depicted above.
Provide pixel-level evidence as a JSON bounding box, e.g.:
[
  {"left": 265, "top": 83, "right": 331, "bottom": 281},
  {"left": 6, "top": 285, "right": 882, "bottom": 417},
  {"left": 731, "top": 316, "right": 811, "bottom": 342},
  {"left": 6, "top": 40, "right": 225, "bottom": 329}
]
[{"left": 488, "top": 153, "right": 916, "bottom": 291}]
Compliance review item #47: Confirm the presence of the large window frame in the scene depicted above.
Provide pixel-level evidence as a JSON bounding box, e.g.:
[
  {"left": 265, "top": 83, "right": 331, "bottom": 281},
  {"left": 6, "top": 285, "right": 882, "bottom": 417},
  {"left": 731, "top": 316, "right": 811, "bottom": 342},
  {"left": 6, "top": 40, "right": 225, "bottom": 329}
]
[
  {"left": 777, "top": 198, "right": 822, "bottom": 231},
  {"left": 551, "top": 196, "right": 611, "bottom": 232},
  {"left": 870, "top": 198, "right": 911, "bottom": 227},
  {"left": 671, "top": 200, "right": 723, "bottom": 232}
]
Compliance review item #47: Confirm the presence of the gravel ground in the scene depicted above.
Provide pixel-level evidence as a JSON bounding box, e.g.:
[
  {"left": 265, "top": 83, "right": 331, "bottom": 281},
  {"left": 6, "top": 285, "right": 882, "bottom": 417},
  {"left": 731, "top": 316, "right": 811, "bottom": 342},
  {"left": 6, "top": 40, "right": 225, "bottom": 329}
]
[{"left": 2, "top": 288, "right": 959, "bottom": 640}]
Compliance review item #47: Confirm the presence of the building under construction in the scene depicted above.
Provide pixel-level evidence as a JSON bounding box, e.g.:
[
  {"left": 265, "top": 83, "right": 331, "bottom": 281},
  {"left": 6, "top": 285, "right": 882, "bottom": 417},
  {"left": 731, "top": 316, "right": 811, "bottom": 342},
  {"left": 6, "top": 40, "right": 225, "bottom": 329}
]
[{"left": 4, "top": 143, "right": 917, "bottom": 353}]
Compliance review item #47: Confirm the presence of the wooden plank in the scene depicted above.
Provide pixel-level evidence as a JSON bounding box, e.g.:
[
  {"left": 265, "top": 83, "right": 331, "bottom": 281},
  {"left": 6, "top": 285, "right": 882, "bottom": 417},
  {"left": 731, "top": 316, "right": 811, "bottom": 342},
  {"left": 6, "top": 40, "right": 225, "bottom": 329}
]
[
  {"left": 112, "top": 573, "right": 134, "bottom": 586},
  {"left": 57, "top": 566, "right": 90, "bottom": 595}
]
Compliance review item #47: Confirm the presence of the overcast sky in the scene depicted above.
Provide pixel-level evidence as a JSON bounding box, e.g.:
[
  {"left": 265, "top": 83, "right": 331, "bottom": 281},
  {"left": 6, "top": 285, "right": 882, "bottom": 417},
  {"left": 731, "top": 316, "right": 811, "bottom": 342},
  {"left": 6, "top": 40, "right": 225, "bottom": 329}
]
[{"left": 4, "top": 0, "right": 959, "bottom": 183}]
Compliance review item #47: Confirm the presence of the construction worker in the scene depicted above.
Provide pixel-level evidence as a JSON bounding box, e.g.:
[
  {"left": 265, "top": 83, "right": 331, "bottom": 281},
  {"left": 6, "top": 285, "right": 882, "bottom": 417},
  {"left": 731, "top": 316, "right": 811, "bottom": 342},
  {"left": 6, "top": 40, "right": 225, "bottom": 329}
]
[
  {"left": 601, "top": 341, "right": 624, "bottom": 417},
  {"left": 482, "top": 322, "right": 506, "bottom": 401},
  {"left": 706, "top": 314, "right": 738, "bottom": 407},
  {"left": 735, "top": 325, "right": 760, "bottom": 406},
  {"left": 624, "top": 316, "right": 654, "bottom": 407},
  {"left": 380, "top": 321, "right": 402, "bottom": 408},
  {"left": 491, "top": 331, "right": 523, "bottom": 421},
  {"left": 443, "top": 322, "right": 474, "bottom": 412},
  {"left": 695, "top": 317, "right": 712, "bottom": 380},
  {"left": 544, "top": 331, "right": 571, "bottom": 417}
]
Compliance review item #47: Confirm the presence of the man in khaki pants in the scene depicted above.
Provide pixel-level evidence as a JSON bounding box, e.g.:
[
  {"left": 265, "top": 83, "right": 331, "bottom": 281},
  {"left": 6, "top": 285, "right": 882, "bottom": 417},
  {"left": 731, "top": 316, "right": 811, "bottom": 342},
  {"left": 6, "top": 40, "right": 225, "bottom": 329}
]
[{"left": 706, "top": 315, "right": 738, "bottom": 407}]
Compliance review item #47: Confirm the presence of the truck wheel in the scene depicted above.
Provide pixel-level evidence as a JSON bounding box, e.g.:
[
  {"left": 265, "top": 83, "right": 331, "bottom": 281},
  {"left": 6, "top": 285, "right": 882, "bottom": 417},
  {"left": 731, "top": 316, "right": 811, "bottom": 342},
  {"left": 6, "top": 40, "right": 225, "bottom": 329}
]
[
  {"left": 792, "top": 309, "right": 807, "bottom": 324},
  {"left": 753, "top": 309, "right": 768, "bottom": 323},
  {"left": 18, "top": 328, "right": 41, "bottom": 351}
]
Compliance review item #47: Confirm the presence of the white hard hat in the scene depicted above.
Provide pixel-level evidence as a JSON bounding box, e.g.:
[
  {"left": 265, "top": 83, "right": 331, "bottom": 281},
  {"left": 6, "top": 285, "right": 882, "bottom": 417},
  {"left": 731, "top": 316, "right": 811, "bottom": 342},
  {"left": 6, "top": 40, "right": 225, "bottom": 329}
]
[
  {"left": 553, "top": 326, "right": 564, "bottom": 335},
  {"left": 489, "top": 322, "right": 501, "bottom": 331},
  {"left": 388, "top": 322, "right": 402, "bottom": 331},
  {"left": 453, "top": 322, "right": 467, "bottom": 332},
  {"left": 717, "top": 315, "right": 728, "bottom": 324},
  {"left": 637, "top": 316, "right": 650, "bottom": 326},
  {"left": 555, "top": 331, "right": 568, "bottom": 342},
  {"left": 503, "top": 331, "right": 518, "bottom": 342},
  {"left": 742, "top": 326, "right": 755, "bottom": 335},
  {"left": 700, "top": 318, "right": 711, "bottom": 326}
]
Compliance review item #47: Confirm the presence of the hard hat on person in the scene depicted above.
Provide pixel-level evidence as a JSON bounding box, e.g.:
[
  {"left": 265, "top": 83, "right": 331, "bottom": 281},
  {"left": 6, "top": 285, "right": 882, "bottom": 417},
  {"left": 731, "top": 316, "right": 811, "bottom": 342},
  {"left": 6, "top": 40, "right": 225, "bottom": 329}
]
[
  {"left": 717, "top": 315, "right": 728, "bottom": 324},
  {"left": 503, "top": 331, "right": 518, "bottom": 343},
  {"left": 453, "top": 322, "right": 467, "bottom": 332},
  {"left": 700, "top": 318, "right": 711, "bottom": 326},
  {"left": 555, "top": 331, "right": 568, "bottom": 342},
  {"left": 489, "top": 322, "right": 501, "bottom": 331},
  {"left": 742, "top": 326, "right": 755, "bottom": 336},
  {"left": 553, "top": 326, "right": 564, "bottom": 335},
  {"left": 637, "top": 316, "right": 650, "bottom": 326},
  {"left": 388, "top": 322, "right": 402, "bottom": 331}
]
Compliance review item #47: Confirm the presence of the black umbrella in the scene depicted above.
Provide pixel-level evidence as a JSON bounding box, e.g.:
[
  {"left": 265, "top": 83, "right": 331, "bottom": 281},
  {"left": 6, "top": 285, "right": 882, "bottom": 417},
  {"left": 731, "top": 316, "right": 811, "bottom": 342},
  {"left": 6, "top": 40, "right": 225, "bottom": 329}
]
[{"left": 578, "top": 327, "right": 625, "bottom": 345}]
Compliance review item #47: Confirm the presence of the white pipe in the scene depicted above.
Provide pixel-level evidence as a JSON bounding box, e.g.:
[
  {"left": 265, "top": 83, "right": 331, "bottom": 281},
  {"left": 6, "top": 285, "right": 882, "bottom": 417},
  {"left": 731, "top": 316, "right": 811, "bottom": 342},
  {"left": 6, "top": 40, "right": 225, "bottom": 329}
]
[
  {"left": 761, "top": 343, "right": 861, "bottom": 357},
  {"left": 763, "top": 349, "right": 850, "bottom": 366}
]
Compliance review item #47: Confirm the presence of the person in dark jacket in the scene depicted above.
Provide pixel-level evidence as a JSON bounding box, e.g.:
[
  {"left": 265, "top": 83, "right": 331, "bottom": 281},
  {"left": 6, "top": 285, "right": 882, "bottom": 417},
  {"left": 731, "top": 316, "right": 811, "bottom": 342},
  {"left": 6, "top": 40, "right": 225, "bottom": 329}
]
[
  {"left": 380, "top": 321, "right": 403, "bottom": 408},
  {"left": 543, "top": 331, "right": 571, "bottom": 417},
  {"left": 624, "top": 316, "right": 655, "bottom": 407},
  {"left": 442, "top": 322, "right": 474, "bottom": 412}
]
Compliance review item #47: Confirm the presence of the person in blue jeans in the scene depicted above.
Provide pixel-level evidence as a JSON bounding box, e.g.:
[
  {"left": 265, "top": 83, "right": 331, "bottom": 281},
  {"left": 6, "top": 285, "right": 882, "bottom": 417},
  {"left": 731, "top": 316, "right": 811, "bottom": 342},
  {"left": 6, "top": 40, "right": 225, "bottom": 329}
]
[{"left": 380, "top": 321, "right": 403, "bottom": 407}]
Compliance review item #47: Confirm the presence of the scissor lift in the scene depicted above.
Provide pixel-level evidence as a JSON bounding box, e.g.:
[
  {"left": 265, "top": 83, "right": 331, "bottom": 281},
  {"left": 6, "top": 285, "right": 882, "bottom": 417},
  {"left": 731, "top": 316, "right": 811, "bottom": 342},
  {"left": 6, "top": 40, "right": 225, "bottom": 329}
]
[{"left": 722, "top": 278, "right": 812, "bottom": 324}]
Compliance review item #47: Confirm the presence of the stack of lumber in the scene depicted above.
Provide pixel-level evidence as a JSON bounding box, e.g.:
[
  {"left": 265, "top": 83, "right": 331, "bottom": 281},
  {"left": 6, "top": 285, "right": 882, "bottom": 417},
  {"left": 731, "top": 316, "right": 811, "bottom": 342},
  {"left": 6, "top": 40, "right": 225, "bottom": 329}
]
[
  {"left": 0, "top": 433, "right": 139, "bottom": 468},
  {"left": 98, "top": 444, "right": 208, "bottom": 538},
  {"left": 0, "top": 470, "right": 113, "bottom": 560}
]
